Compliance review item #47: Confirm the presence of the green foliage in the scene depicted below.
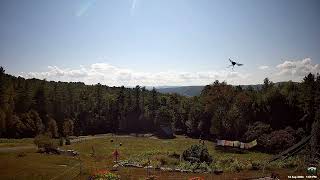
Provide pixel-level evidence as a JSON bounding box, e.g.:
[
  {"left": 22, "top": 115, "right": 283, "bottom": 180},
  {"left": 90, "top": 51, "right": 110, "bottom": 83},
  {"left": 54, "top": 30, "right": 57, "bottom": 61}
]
[
  {"left": 176, "top": 161, "right": 211, "bottom": 172},
  {"left": 182, "top": 144, "right": 212, "bottom": 164},
  {"left": 262, "top": 78, "right": 273, "bottom": 91},
  {"left": 244, "top": 121, "right": 272, "bottom": 141},
  {"left": 11, "top": 110, "right": 44, "bottom": 138},
  {"left": 0, "top": 65, "right": 320, "bottom": 158},
  {"left": 250, "top": 160, "right": 262, "bottom": 170},
  {"left": 227, "top": 159, "right": 245, "bottom": 172},
  {"left": 197, "top": 161, "right": 211, "bottom": 172},
  {"left": 210, "top": 161, "right": 222, "bottom": 171},
  {"left": 91, "top": 171, "right": 120, "bottom": 180},
  {"left": 261, "top": 130, "right": 296, "bottom": 153},
  {"left": 59, "top": 137, "right": 64, "bottom": 146},
  {"left": 47, "top": 117, "right": 58, "bottom": 138},
  {"left": 269, "top": 156, "right": 300, "bottom": 169},
  {"left": 152, "top": 154, "right": 171, "bottom": 166},
  {"left": 186, "top": 98, "right": 202, "bottom": 137},
  {"left": 63, "top": 118, "right": 74, "bottom": 137},
  {"left": 65, "top": 137, "right": 71, "bottom": 145},
  {"left": 176, "top": 161, "right": 194, "bottom": 171},
  {"left": 34, "top": 133, "right": 56, "bottom": 149},
  {"left": 0, "top": 109, "right": 6, "bottom": 137},
  {"left": 202, "top": 82, "right": 250, "bottom": 139},
  {"left": 310, "top": 118, "right": 320, "bottom": 157},
  {"left": 155, "top": 106, "right": 172, "bottom": 126},
  {"left": 168, "top": 151, "right": 180, "bottom": 159}
]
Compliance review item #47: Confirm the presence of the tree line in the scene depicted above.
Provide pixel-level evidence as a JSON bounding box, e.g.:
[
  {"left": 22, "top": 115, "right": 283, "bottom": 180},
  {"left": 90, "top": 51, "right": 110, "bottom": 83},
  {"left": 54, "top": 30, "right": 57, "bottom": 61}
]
[{"left": 0, "top": 66, "right": 319, "bottom": 153}]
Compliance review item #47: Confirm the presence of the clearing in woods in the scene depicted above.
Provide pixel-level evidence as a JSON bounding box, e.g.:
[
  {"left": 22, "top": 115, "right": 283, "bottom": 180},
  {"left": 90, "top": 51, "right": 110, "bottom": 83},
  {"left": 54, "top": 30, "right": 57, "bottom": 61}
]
[{"left": 0, "top": 134, "right": 306, "bottom": 179}]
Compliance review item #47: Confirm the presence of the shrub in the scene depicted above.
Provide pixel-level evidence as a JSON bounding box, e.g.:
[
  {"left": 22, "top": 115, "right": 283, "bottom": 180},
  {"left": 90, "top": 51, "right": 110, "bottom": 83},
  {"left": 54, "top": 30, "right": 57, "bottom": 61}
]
[
  {"left": 267, "top": 130, "right": 295, "bottom": 153},
  {"left": 227, "top": 159, "right": 245, "bottom": 172},
  {"left": 210, "top": 161, "right": 222, "bottom": 171},
  {"left": 244, "top": 121, "right": 272, "bottom": 142},
  {"left": 182, "top": 144, "right": 213, "bottom": 164},
  {"left": 177, "top": 161, "right": 193, "bottom": 170},
  {"left": 256, "top": 133, "right": 269, "bottom": 150},
  {"left": 91, "top": 169, "right": 120, "bottom": 180},
  {"left": 248, "top": 126, "right": 296, "bottom": 153},
  {"left": 197, "top": 162, "right": 211, "bottom": 172},
  {"left": 34, "top": 134, "right": 56, "bottom": 149}
]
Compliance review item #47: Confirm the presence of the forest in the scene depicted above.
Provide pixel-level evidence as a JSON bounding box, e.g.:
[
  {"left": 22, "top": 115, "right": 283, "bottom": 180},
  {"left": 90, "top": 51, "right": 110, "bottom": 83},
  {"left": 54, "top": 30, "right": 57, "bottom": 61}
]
[{"left": 0, "top": 66, "right": 319, "bottom": 154}]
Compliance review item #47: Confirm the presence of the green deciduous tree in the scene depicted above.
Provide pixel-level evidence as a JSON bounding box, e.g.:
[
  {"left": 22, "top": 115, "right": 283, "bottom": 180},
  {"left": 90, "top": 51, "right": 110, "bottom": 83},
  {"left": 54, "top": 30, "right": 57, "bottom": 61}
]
[
  {"left": 47, "top": 117, "right": 58, "bottom": 138},
  {"left": 63, "top": 118, "right": 74, "bottom": 137}
]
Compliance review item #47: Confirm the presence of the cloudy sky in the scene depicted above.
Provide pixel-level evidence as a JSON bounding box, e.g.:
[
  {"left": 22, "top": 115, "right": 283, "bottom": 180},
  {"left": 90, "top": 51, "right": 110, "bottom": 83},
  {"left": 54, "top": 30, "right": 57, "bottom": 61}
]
[{"left": 0, "top": 0, "right": 319, "bottom": 86}]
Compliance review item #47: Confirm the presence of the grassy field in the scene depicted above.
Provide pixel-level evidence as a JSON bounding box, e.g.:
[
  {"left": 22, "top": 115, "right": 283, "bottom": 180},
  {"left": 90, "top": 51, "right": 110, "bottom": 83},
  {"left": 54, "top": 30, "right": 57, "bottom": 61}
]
[
  {"left": 0, "top": 135, "right": 311, "bottom": 180},
  {"left": 0, "top": 138, "right": 34, "bottom": 147}
]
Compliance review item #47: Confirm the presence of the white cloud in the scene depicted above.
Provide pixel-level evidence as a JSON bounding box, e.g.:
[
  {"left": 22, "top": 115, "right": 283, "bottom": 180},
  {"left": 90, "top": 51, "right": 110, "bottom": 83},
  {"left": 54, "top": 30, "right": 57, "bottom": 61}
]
[
  {"left": 19, "top": 63, "right": 252, "bottom": 86},
  {"left": 274, "top": 58, "right": 320, "bottom": 81},
  {"left": 18, "top": 58, "right": 319, "bottom": 86},
  {"left": 258, "top": 65, "right": 269, "bottom": 70}
]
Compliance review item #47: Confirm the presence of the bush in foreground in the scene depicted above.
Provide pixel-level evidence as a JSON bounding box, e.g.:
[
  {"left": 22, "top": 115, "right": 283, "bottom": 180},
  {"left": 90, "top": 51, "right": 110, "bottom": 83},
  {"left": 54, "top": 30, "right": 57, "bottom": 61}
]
[
  {"left": 244, "top": 122, "right": 296, "bottom": 153},
  {"left": 182, "top": 144, "right": 212, "bottom": 164},
  {"left": 34, "top": 133, "right": 57, "bottom": 149},
  {"left": 266, "top": 130, "right": 295, "bottom": 153}
]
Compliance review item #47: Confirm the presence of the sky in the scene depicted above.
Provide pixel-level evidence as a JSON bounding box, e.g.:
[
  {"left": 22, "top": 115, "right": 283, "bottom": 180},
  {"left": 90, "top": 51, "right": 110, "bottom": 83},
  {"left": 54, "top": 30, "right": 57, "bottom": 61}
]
[{"left": 0, "top": 0, "right": 319, "bottom": 86}]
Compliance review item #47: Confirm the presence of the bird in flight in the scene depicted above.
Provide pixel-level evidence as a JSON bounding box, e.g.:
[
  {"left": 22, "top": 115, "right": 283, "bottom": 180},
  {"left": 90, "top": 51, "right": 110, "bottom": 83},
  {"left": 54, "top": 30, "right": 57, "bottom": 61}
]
[{"left": 228, "top": 58, "right": 243, "bottom": 70}]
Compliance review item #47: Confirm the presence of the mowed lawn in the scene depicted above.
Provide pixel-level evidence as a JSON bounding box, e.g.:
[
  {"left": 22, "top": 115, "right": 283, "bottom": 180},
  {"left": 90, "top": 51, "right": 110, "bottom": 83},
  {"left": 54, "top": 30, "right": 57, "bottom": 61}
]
[{"left": 0, "top": 135, "right": 296, "bottom": 180}]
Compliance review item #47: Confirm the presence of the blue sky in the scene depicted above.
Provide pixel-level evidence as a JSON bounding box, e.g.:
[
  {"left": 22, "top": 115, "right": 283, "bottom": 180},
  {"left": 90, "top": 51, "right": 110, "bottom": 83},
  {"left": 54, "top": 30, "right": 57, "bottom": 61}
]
[{"left": 0, "top": 0, "right": 319, "bottom": 86}]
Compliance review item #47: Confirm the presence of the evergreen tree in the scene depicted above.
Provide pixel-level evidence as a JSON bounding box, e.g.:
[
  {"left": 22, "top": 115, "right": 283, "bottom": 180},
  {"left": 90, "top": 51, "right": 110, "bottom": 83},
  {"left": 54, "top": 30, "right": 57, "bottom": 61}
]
[
  {"left": 300, "top": 73, "right": 316, "bottom": 131},
  {"left": 15, "top": 81, "right": 33, "bottom": 113},
  {"left": 150, "top": 88, "right": 159, "bottom": 128},
  {"left": 117, "top": 86, "right": 125, "bottom": 131},
  {"left": 33, "top": 81, "right": 48, "bottom": 122}
]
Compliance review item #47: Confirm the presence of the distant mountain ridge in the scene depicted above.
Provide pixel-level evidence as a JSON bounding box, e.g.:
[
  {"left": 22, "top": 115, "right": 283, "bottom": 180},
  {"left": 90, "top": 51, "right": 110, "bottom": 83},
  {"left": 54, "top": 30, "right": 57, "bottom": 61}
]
[
  {"left": 156, "top": 82, "right": 293, "bottom": 96},
  {"left": 156, "top": 86, "right": 204, "bottom": 97}
]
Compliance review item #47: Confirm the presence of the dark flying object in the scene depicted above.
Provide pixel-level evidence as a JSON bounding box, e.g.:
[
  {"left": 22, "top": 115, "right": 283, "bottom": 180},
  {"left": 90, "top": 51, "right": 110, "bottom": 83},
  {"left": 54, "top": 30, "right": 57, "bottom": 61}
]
[{"left": 228, "top": 58, "right": 243, "bottom": 69}]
